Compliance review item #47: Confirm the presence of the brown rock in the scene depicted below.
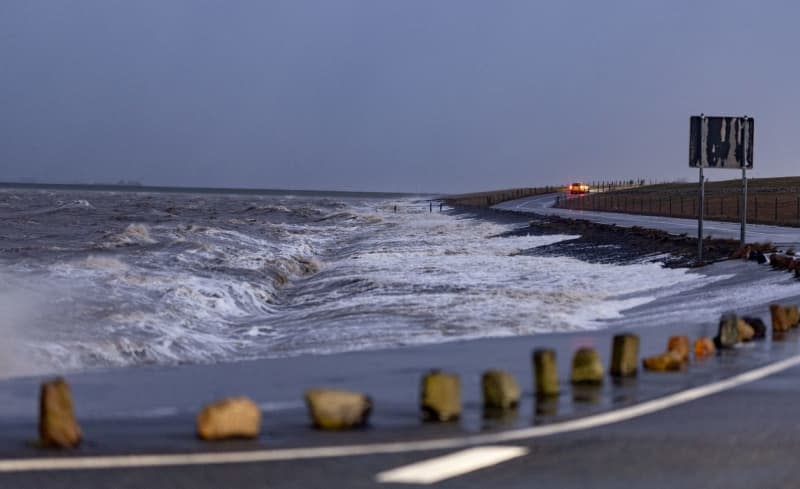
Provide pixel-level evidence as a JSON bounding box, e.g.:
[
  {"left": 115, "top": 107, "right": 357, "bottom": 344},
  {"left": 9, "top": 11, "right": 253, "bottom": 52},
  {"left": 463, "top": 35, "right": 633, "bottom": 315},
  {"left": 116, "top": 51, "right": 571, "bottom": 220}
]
[
  {"left": 787, "top": 305, "right": 800, "bottom": 327},
  {"left": 737, "top": 319, "right": 755, "bottom": 342},
  {"left": 716, "top": 312, "right": 740, "bottom": 348},
  {"left": 420, "top": 371, "right": 461, "bottom": 422},
  {"left": 771, "top": 304, "right": 792, "bottom": 333},
  {"left": 667, "top": 335, "right": 690, "bottom": 362},
  {"left": 532, "top": 349, "right": 560, "bottom": 397},
  {"left": 770, "top": 254, "right": 794, "bottom": 270},
  {"left": 570, "top": 347, "right": 604, "bottom": 384},
  {"left": 481, "top": 370, "right": 521, "bottom": 410},
  {"left": 196, "top": 397, "right": 261, "bottom": 440},
  {"left": 741, "top": 316, "right": 767, "bottom": 339},
  {"left": 731, "top": 245, "right": 751, "bottom": 259},
  {"left": 305, "top": 388, "right": 371, "bottom": 430},
  {"left": 610, "top": 334, "right": 639, "bottom": 377},
  {"left": 642, "top": 351, "right": 684, "bottom": 371},
  {"left": 694, "top": 337, "right": 716, "bottom": 358},
  {"left": 39, "top": 378, "right": 82, "bottom": 448}
]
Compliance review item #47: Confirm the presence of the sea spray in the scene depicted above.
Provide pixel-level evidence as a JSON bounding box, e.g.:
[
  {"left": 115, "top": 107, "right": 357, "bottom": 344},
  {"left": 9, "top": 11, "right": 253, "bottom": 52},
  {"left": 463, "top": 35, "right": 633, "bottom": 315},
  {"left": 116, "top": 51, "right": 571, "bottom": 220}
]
[{"left": 0, "top": 278, "right": 54, "bottom": 378}]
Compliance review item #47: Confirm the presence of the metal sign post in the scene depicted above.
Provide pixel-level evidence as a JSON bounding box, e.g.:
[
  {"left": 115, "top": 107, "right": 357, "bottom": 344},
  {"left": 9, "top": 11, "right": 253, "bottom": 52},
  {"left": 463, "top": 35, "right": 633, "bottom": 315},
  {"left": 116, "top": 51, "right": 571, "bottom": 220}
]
[
  {"left": 698, "top": 166, "right": 704, "bottom": 262},
  {"left": 741, "top": 166, "right": 747, "bottom": 245},
  {"left": 739, "top": 119, "right": 749, "bottom": 246},
  {"left": 689, "top": 115, "right": 754, "bottom": 263}
]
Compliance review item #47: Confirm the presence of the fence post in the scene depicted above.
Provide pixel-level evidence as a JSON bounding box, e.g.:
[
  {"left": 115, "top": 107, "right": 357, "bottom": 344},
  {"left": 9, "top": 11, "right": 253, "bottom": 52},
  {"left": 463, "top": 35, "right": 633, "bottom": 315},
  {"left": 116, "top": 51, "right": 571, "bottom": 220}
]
[
  {"left": 775, "top": 197, "right": 779, "bottom": 223},
  {"left": 755, "top": 196, "right": 758, "bottom": 221}
]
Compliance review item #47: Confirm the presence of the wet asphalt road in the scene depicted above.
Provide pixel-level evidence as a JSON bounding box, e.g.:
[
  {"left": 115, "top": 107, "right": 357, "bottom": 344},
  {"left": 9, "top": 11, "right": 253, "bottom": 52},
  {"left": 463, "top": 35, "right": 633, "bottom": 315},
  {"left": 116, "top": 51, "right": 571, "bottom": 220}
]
[
  {"left": 3, "top": 360, "right": 800, "bottom": 489},
  {"left": 2, "top": 198, "right": 800, "bottom": 487},
  {"left": 494, "top": 193, "right": 800, "bottom": 249},
  {"left": 2, "top": 294, "right": 800, "bottom": 488}
]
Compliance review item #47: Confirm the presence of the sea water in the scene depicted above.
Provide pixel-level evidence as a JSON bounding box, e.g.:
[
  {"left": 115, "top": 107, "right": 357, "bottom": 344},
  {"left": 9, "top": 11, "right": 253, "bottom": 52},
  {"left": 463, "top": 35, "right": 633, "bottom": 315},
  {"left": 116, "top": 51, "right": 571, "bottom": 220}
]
[{"left": 0, "top": 186, "right": 723, "bottom": 377}]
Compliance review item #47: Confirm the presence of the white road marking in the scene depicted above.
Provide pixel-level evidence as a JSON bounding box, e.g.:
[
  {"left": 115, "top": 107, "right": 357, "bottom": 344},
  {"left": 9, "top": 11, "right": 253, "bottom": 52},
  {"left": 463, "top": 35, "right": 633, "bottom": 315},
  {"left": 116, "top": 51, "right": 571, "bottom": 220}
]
[
  {"left": 2, "top": 353, "right": 800, "bottom": 473},
  {"left": 375, "top": 446, "right": 528, "bottom": 485}
]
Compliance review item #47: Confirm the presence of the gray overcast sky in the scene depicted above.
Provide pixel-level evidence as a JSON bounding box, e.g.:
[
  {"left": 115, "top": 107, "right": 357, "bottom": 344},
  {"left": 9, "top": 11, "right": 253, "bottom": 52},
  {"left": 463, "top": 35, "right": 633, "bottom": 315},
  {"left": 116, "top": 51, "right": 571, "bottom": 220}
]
[{"left": 1, "top": 1, "right": 798, "bottom": 193}]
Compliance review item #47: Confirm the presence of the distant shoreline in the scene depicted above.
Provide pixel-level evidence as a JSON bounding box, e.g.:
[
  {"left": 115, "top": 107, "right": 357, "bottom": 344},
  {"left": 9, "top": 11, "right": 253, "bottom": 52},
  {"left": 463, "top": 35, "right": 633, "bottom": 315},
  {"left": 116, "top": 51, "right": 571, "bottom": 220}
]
[{"left": 0, "top": 181, "right": 424, "bottom": 199}]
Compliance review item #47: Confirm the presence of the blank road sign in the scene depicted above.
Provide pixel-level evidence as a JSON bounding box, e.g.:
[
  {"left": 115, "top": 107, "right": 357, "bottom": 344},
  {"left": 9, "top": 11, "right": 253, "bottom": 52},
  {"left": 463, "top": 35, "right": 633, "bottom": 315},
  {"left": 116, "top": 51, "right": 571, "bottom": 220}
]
[{"left": 689, "top": 116, "right": 754, "bottom": 169}]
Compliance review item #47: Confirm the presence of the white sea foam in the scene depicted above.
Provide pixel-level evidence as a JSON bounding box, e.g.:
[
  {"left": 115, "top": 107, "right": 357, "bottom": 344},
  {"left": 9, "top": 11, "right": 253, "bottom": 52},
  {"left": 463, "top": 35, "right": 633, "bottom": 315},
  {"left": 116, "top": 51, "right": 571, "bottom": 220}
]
[
  {"left": 618, "top": 265, "right": 800, "bottom": 327},
  {"left": 81, "top": 255, "right": 129, "bottom": 271},
  {"left": 0, "top": 280, "right": 53, "bottom": 378},
  {"left": 6, "top": 191, "right": 794, "bottom": 377},
  {"left": 276, "top": 209, "right": 721, "bottom": 352},
  {"left": 103, "top": 223, "right": 157, "bottom": 247},
  {"left": 55, "top": 199, "right": 93, "bottom": 209}
]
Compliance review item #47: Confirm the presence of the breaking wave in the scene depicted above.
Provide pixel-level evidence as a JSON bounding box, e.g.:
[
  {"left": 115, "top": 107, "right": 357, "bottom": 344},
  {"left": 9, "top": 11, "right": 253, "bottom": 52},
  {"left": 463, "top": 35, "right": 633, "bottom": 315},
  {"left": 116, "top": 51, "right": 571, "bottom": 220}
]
[
  {"left": 1, "top": 189, "right": 772, "bottom": 378},
  {"left": 102, "top": 223, "right": 157, "bottom": 247}
]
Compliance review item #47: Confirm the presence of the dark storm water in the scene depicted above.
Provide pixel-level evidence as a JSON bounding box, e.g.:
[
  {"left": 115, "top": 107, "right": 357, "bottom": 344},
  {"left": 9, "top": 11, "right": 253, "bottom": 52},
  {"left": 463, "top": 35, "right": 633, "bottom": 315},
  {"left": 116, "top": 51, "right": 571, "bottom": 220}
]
[{"left": 0, "top": 185, "right": 714, "bottom": 377}]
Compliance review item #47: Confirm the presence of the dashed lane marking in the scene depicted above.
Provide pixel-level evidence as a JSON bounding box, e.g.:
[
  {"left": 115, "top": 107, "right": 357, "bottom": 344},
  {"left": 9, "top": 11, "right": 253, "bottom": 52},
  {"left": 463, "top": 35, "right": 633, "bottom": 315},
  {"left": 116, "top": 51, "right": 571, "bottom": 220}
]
[{"left": 375, "top": 446, "right": 529, "bottom": 485}]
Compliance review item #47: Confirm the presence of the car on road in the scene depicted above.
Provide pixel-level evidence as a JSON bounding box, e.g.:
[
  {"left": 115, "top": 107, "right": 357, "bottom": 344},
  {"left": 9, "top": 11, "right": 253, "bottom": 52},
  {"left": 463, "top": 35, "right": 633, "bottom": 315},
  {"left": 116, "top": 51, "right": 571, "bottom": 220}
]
[{"left": 568, "top": 182, "right": 590, "bottom": 194}]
